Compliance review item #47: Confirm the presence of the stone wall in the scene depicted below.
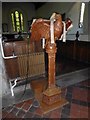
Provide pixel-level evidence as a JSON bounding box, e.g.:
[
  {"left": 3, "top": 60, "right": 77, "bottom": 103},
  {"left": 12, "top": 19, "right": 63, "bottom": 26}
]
[{"left": 0, "top": 35, "right": 10, "bottom": 97}]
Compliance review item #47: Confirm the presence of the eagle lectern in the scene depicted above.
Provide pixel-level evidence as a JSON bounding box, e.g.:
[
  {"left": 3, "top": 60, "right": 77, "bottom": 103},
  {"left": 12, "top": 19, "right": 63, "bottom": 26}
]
[{"left": 30, "top": 13, "right": 72, "bottom": 113}]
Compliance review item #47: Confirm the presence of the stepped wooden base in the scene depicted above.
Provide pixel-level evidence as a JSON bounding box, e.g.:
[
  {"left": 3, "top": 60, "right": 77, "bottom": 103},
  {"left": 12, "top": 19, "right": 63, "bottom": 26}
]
[
  {"left": 39, "top": 96, "right": 68, "bottom": 114},
  {"left": 42, "top": 87, "right": 61, "bottom": 105},
  {"left": 37, "top": 86, "right": 68, "bottom": 114},
  {"left": 31, "top": 79, "right": 68, "bottom": 114}
]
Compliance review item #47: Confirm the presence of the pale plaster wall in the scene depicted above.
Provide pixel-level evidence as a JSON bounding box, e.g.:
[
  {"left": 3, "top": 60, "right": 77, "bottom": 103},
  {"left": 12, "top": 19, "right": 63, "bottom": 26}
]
[
  {"left": 36, "top": 2, "right": 89, "bottom": 41},
  {"left": 36, "top": 2, "right": 74, "bottom": 18}
]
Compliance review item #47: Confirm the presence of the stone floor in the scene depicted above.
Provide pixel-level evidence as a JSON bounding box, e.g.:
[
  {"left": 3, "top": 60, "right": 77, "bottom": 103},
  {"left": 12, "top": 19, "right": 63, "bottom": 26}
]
[
  {"left": 2, "top": 79, "right": 89, "bottom": 119},
  {"left": 1, "top": 58, "right": 89, "bottom": 119}
]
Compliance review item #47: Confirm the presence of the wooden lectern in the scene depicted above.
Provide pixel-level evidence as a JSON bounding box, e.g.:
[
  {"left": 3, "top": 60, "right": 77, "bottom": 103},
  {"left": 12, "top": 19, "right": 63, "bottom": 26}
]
[{"left": 30, "top": 13, "right": 72, "bottom": 114}]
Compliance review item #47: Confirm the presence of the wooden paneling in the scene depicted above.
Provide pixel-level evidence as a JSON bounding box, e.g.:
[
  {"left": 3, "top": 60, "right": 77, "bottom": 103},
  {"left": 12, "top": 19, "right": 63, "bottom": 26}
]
[
  {"left": 88, "top": 44, "right": 90, "bottom": 63},
  {"left": 65, "top": 41, "right": 74, "bottom": 59},
  {"left": 3, "top": 40, "right": 45, "bottom": 80},
  {"left": 75, "top": 42, "right": 88, "bottom": 62},
  {"left": 56, "top": 40, "right": 90, "bottom": 64},
  {"left": 4, "top": 58, "right": 19, "bottom": 79},
  {"left": 17, "top": 52, "right": 45, "bottom": 79}
]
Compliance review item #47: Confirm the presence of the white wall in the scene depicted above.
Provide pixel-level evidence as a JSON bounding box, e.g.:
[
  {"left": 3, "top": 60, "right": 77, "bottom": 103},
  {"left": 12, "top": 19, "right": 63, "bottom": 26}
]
[
  {"left": 0, "top": 2, "right": 1, "bottom": 34},
  {"left": 67, "top": 2, "right": 89, "bottom": 41},
  {"left": 36, "top": 2, "right": 89, "bottom": 41},
  {"left": 2, "top": 2, "right": 36, "bottom": 33},
  {"left": 0, "top": 44, "right": 10, "bottom": 97},
  {"left": 66, "top": 2, "right": 81, "bottom": 34},
  {"left": 36, "top": 2, "right": 74, "bottom": 18},
  {"left": 0, "top": 2, "right": 2, "bottom": 98},
  {"left": 83, "top": 2, "right": 88, "bottom": 34}
]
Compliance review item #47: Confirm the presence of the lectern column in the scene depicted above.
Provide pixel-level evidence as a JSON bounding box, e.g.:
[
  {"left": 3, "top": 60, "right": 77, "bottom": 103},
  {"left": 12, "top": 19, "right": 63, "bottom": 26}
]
[
  {"left": 42, "top": 42, "right": 61, "bottom": 105},
  {"left": 46, "top": 43, "right": 56, "bottom": 88}
]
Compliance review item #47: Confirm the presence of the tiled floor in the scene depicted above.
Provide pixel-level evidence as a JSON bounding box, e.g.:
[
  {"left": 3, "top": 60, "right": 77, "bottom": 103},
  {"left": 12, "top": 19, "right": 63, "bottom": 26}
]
[
  {"left": 2, "top": 79, "right": 89, "bottom": 119},
  {"left": 2, "top": 58, "right": 89, "bottom": 119}
]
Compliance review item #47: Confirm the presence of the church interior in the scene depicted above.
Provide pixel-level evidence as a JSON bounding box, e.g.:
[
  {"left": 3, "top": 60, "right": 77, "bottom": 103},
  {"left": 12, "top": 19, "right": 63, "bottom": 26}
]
[{"left": 0, "top": 1, "right": 90, "bottom": 119}]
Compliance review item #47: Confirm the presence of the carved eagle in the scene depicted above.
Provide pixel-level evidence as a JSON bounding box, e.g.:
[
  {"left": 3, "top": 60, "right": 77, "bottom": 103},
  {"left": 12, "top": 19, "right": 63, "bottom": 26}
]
[{"left": 30, "top": 13, "right": 72, "bottom": 42}]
